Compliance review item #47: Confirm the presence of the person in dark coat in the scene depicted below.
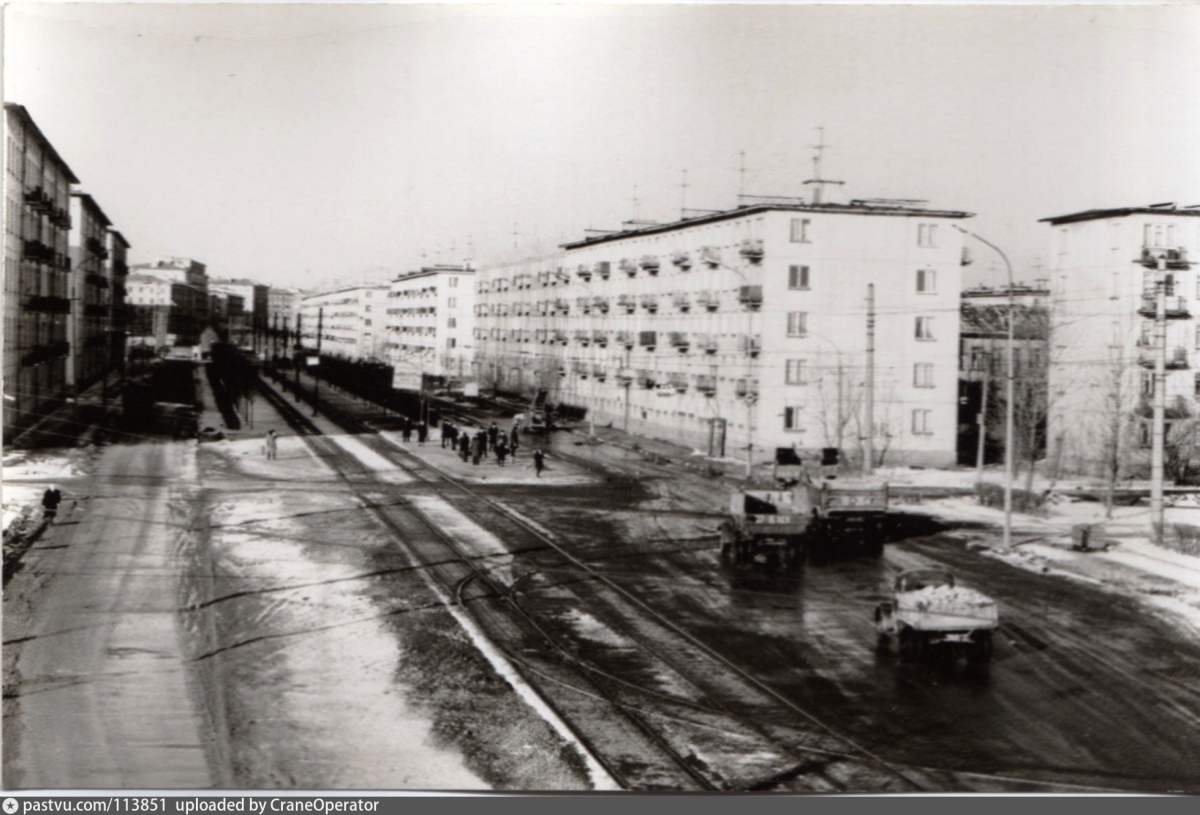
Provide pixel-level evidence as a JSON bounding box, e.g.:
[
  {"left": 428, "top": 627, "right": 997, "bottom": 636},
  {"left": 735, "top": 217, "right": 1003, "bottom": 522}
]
[
  {"left": 42, "top": 485, "right": 62, "bottom": 521},
  {"left": 417, "top": 421, "right": 428, "bottom": 446},
  {"left": 459, "top": 431, "right": 471, "bottom": 462},
  {"left": 487, "top": 422, "right": 500, "bottom": 452},
  {"left": 449, "top": 423, "right": 459, "bottom": 447},
  {"left": 477, "top": 429, "right": 488, "bottom": 459},
  {"left": 402, "top": 417, "right": 412, "bottom": 443},
  {"left": 495, "top": 436, "right": 508, "bottom": 467},
  {"left": 510, "top": 425, "right": 520, "bottom": 455},
  {"left": 472, "top": 431, "right": 484, "bottom": 465},
  {"left": 441, "top": 422, "right": 452, "bottom": 448},
  {"left": 533, "top": 449, "right": 545, "bottom": 478}
]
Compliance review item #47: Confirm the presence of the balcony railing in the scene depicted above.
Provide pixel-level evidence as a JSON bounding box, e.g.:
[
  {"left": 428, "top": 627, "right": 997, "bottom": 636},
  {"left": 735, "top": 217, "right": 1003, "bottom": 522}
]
[
  {"left": 620, "top": 259, "right": 638, "bottom": 278},
  {"left": 1138, "top": 347, "right": 1190, "bottom": 369},
  {"left": 673, "top": 294, "right": 691, "bottom": 312},
  {"left": 740, "top": 334, "right": 762, "bottom": 357},
  {"left": 639, "top": 331, "right": 658, "bottom": 350},
  {"left": 696, "top": 374, "right": 717, "bottom": 395},
  {"left": 1137, "top": 247, "right": 1190, "bottom": 270},
  {"left": 672, "top": 251, "right": 692, "bottom": 270},
  {"left": 640, "top": 296, "right": 658, "bottom": 313},
  {"left": 696, "top": 290, "right": 719, "bottom": 312},
  {"left": 25, "top": 295, "right": 71, "bottom": 314},
  {"left": 595, "top": 261, "right": 611, "bottom": 280},
  {"left": 592, "top": 331, "right": 609, "bottom": 347},
  {"left": 669, "top": 331, "right": 689, "bottom": 351},
  {"left": 640, "top": 256, "right": 661, "bottom": 275},
  {"left": 739, "top": 238, "right": 764, "bottom": 264},
  {"left": 738, "top": 285, "right": 764, "bottom": 310},
  {"left": 1138, "top": 295, "right": 1190, "bottom": 319}
]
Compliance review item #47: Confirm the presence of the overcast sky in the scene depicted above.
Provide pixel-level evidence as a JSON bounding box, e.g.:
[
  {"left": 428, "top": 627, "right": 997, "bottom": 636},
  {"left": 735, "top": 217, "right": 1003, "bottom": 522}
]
[{"left": 6, "top": 3, "right": 1199, "bottom": 290}]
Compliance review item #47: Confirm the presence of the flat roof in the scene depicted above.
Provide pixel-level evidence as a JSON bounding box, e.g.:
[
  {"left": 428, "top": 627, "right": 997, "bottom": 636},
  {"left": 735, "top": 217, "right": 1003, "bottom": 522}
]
[
  {"left": 393, "top": 264, "right": 475, "bottom": 282},
  {"left": 1040, "top": 205, "right": 1200, "bottom": 225},
  {"left": 5, "top": 104, "right": 80, "bottom": 184},
  {"left": 561, "top": 201, "right": 973, "bottom": 250}
]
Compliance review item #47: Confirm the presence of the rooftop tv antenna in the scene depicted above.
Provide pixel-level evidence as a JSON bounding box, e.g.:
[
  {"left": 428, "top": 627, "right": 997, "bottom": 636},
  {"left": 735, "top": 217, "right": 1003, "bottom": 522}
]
[
  {"left": 680, "top": 169, "right": 690, "bottom": 214},
  {"left": 803, "top": 127, "right": 845, "bottom": 205}
]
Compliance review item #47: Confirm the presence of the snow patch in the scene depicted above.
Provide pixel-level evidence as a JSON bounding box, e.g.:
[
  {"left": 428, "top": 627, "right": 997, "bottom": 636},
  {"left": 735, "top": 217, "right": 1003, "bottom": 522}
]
[{"left": 329, "top": 435, "right": 413, "bottom": 483}]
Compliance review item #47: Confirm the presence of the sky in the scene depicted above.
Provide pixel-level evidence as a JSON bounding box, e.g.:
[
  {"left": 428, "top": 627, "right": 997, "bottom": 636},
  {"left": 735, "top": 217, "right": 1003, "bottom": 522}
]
[{"left": 6, "top": 3, "right": 1200, "bottom": 290}]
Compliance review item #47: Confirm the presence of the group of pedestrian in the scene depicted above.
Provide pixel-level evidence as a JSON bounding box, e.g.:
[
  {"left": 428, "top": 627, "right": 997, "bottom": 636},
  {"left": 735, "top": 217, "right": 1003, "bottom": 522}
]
[{"left": 399, "top": 416, "right": 428, "bottom": 445}]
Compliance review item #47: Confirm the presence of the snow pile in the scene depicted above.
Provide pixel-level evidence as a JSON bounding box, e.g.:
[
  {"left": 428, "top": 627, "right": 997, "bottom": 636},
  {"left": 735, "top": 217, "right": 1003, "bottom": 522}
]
[{"left": 906, "top": 584, "right": 996, "bottom": 612}]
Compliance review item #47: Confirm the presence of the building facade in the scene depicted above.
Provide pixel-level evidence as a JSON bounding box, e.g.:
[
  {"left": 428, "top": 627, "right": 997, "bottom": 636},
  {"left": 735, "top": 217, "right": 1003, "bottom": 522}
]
[
  {"left": 125, "top": 273, "right": 173, "bottom": 349},
  {"left": 209, "top": 278, "right": 268, "bottom": 350},
  {"left": 475, "top": 201, "right": 971, "bottom": 467},
  {"left": 67, "top": 192, "right": 113, "bottom": 391},
  {"left": 1042, "top": 204, "right": 1200, "bottom": 477},
  {"left": 3, "top": 103, "right": 80, "bottom": 442},
  {"left": 386, "top": 264, "right": 475, "bottom": 388},
  {"left": 299, "top": 285, "right": 388, "bottom": 361},
  {"left": 128, "top": 257, "right": 209, "bottom": 346},
  {"left": 108, "top": 229, "right": 131, "bottom": 373}
]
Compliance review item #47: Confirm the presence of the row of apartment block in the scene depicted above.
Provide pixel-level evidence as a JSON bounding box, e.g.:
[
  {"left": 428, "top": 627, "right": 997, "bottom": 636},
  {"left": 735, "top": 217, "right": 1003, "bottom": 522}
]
[{"left": 3, "top": 103, "right": 133, "bottom": 442}]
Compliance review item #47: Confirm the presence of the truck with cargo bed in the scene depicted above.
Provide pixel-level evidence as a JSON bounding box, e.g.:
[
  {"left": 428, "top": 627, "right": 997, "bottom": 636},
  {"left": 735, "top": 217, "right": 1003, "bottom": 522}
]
[{"left": 874, "top": 568, "right": 998, "bottom": 664}]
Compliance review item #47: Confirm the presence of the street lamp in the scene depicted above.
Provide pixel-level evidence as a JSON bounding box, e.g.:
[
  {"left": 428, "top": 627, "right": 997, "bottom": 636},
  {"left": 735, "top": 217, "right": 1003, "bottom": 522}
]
[
  {"left": 707, "top": 256, "right": 759, "bottom": 479},
  {"left": 953, "top": 224, "right": 1015, "bottom": 549}
]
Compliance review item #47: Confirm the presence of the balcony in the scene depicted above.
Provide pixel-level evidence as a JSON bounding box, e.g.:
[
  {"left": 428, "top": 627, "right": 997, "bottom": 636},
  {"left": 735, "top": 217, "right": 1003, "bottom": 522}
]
[
  {"left": 536, "top": 329, "right": 550, "bottom": 344},
  {"left": 669, "top": 373, "right": 688, "bottom": 394},
  {"left": 669, "top": 331, "right": 689, "bottom": 352},
  {"left": 620, "top": 258, "right": 638, "bottom": 278},
  {"left": 85, "top": 304, "right": 108, "bottom": 317},
  {"left": 1138, "top": 295, "right": 1190, "bottom": 319},
  {"left": 617, "top": 331, "right": 635, "bottom": 349},
  {"left": 673, "top": 294, "right": 691, "bottom": 312},
  {"left": 739, "top": 238, "right": 764, "bottom": 264},
  {"left": 1138, "top": 347, "right": 1190, "bottom": 369},
  {"left": 1137, "top": 247, "right": 1191, "bottom": 270},
  {"left": 700, "top": 246, "right": 722, "bottom": 268},
  {"left": 575, "top": 330, "right": 591, "bottom": 346},
  {"left": 21, "top": 341, "right": 70, "bottom": 367},
  {"left": 86, "top": 273, "right": 109, "bottom": 288},
  {"left": 593, "top": 366, "right": 608, "bottom": 382},
  {"left": 640, "top": 256, "right": 661, "bottom": 275},
  {"left": 592, "top": 296, "right": 610, "bottom": 314},
  {"left": 617, "top": 369, "right": 634, "bottom": 387},
  {"left": 696, "top": 374, "right": 717, "bottom": 396},
  {"left": 672, "top": 251, "right": 692, "bottom": 271},
  {"left": 25, "top": 295, "right": 71, "bottom": 314},
  {"left": 554, "top": 330, "right": 569, "bottom": 345},
  {"left": 617, "top": 294, "right": 637, "bottom": 314},
  {"left": 577, "top": 296, "right": 592, "bottom": 314},
  {"left": 553, "top": 298, "right": 570, "bottom": 315},
  {"left": 22, "top": 240, "right": 53, "bottom": 263},
  {"left": 593, "top": 330, "right": 609, "bottom": 347},
  {"left": 595, "top": 261, "right": 611, "bottom": 280},
  {"left": 639, "top": 331, "right": 658, "bottom": 351},
  {"left": 696, "top": 290, "right": 719, "bottom": 312},
  {"left": 640, "top": 296, "right": 658, "bottom": 313},
  {"left": 735, "top": 377, "right": 759, "bottom": 399},
  {"left": 577, "top": 263, "right": 592, "bottom": 281},
  {"left": 637, "top": 370, "right": 657, "bottom": 389},
  {"left": 740, "top": 334, "right": 762, "bottom": 358},
  {"left": 738, "top": 285, "right": 764, "bottom": 310},
  {"left": 697, "top": 334, "right": 719, "bottom": 354}
]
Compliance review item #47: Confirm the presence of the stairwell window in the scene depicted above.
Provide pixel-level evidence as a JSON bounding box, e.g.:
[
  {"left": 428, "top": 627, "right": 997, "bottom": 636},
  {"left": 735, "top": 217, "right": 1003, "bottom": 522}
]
[
  {"left": 915, "top": 317, "right": 935, "bottom": 340},
  {"left": 790, "top": 218, "right": 811, "bottom": 244},
  {"left": 785, "top": 359, "right": 807, "bottom": 385},
  {"left": 916, "top": 268, "right": 937, "bottom": 294},
  {"left": 918, "top": 224, "right": 938, "bottom": 248},
  {"left": 788, "top": 265, "right": 810, "bottom": 290},
  {"left": 787, "top": 311, "right": 808, "bottom": 337},
  {"left": 912, "top": 409, "right": 933, "bottom": 435},
  {"left": 913, "top": 363, "right": 934, "bottom": 388}
]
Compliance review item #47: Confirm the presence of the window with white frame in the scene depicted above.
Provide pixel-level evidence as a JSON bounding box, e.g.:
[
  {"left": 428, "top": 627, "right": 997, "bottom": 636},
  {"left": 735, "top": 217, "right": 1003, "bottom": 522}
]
[
  {"left": 449, "top": 277, "right": 458, "bottom": 288},
  {"left": 915, "top": 316, "right": 934, "bottom": 340},
  {"left": 784, "top": 406, "right": 803, "bottom": 431},
  {"left": 448, "top": 297, "right": 457, "bottom": 308},
  {"left": 785, "top": 359, "right": 806, "bottom": 385},
  {"left": 916, "top": 268, "right": 937, "bottom": 293},
  {"left": 918, "top": 224, "right": 938, "bottom": 247},
  {"left": 913, "top": 363, "right": 934, "bottom": 388},
  {"left": 448, "top": 317, "right": 457, "bottom": 328},
  {"left": 911, "top": 409, "right": 933, "bottom": 435},
  {"left": 788, "top": 265, "right": 810, "bottom": 290},
  {"left": 790, "top": 218, "right": 811, "bottom": 243},
  {"left": 787, "top": 311, "right": 808, "bottom": 337}
]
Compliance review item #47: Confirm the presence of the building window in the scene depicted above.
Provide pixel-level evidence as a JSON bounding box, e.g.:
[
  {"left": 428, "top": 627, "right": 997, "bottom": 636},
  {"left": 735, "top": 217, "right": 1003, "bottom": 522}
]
[
  {"left": 918, "top": 224, "right": 938, "bottom": 247},
  {"left": 448, "top": 297, "right": 457, "bottom": 308},
  {"left": 787, "top": 312, "right": 808, "bottom": 337},
  {"left": 785, "top": 359, "right": 806, "bottom": 385},
  {"left": 790, "top": 218, "right": 811, "bottom": 244},
  {"left": 448, "top": 317, "right": 457, "bottom": 328},
  {"left": 915, "top": 317, "right": 934, "bottom": 340},
  {"left": 788, "top": 265, "right": 810, "bottom": 290},
  {"left": 449, "top": 277, "right": 458, "bottom": 288},
  {"left": 447, "top": 338, "right": 457, "bottom": 349},
  {"left": 1142, "top": 371, "right": 1154, "bottom": 396},
  {"left": 913, "top": 363, "right": 934, "bottom": 388},
  {"left": 916, "top": 268, "right": 937, "bottom": 293},
  {"left": 364, "top": 319, "right": 372, "bottom": 327},
  {"left": 784, "top": 406, "right": 802, "bottom": 431},
  {"left": 912, "top": 409, "right": 932, "bottom": 435}
]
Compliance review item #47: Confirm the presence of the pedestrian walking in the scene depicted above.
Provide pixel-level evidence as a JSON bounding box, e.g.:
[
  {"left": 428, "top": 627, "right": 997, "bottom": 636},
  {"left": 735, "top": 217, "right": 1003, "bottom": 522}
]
[
  {"left": 533, "top": 448, "right": 545, "bottom": 478},
  {"left": 265, "top": 429, "right": 278, "bottom": 460},
  {"left": 487, "top": 422, "right": 500, "bottom": 453},
  {"left": 402, "top": 417, "right": 412, "bottom": 443},
  {"left": 449, "top": 423, "right": 459, "bottom": 447},
  {"left": 41, "top": 485, "right": 62, "bottom": 522},
  {"left": 441, "top": 421, "right": 453, "bottom": 448},
  {"left": 472, "top": 432, "right": 484, "bottom": 466},
  {"left": 510, "top": 425, "right": 520, "bottom": 456},
  {"left": 495, "top": 436, "right": 508, "bottom": 467},
  {"left": 417, "top": 420, "right": 428, "bottom": 446},
  {"left": 476, "top": 429, "right": 489, "bottom": 459},
  {"left": 459, "top": 432, "right": 471, "bottom": 462}
]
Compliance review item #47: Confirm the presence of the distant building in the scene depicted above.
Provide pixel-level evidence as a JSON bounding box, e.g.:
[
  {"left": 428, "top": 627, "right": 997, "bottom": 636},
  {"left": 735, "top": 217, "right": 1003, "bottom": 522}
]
[
  {"left": 475, "top": 199, "right": 972, "bottom": 467},
  {"left": 128, "top": 257, "right": 209, "bottom": 346},
  {"left": 67, "top": 192, "right": 113, "bottom": 391},
  {"left": 299, "top": 285, "right": 388, "bottom": 362},
  {"left": 3, "top": 103, "right": 80, "bottom": 442},
  {"left": 107, "top": 229, "right": 131, "bottom": 372},
  {"left": 209, "top": 278, "right": 268, "bottom": 350},
  {"left": 125, "top": 273, "right": 172, "bottom": 348},
  {"left": 1042, "top": 203, "right": 1200, "bottom": 477},
  {"left": 386, "top": 264, "right": 475, "bottom": 388}
]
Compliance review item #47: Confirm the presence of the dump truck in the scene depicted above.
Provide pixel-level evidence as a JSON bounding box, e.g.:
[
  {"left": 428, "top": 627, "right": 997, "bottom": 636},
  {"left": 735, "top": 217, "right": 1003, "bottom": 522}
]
[
  {"left": 874, "top": 569, "right": 998, "bottom": 664},
  {"left": 718, "top": 476, "right": 889, "bottom": 570}
]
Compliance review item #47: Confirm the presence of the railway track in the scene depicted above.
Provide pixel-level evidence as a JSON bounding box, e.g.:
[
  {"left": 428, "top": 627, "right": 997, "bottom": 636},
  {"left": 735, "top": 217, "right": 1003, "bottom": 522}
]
[{"left": 254, "top": 371, "right": 1125, "bottom": 792}]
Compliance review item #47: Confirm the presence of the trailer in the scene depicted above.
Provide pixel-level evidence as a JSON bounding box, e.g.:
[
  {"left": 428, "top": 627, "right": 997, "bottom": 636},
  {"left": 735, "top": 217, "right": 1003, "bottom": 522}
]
[{"left": 874, "top": 569, "right": 998, "bottom": 665}]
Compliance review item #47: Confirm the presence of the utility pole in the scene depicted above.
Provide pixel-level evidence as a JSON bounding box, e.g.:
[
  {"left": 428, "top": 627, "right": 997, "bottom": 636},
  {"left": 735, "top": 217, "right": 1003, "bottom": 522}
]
[
  {"left": 313, "top": 306, "right": 323, "bottom": 417},
  {"left": 1151, "top": 255, "right": 1168, "bottom": 544},
  {"left": 976, "top": 359, "right": 991, "bottom": 486},
  {"left": 864, "top": 283, "right": 876, "bottom": 476}
]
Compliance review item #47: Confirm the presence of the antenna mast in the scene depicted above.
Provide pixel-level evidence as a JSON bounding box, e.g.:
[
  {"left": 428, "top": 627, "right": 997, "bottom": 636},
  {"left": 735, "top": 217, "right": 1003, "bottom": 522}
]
[{"left": 803, "top": 126, "right": 845, "bottom": 205}]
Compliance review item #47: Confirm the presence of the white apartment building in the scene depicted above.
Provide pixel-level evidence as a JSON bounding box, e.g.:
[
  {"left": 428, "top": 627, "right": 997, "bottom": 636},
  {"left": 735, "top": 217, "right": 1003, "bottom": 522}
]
[
  {"left": 385, "top": 264, "right": 475, "bottom": 387},
  {"left": 1042, "top": 203, "right": 1200, "bottom": 477},
  {"left": 474, "top": 201, "right": 971, "bottom": 467},
  {"left": 299, "top": 285, "right": 388, "bottom": 361}
]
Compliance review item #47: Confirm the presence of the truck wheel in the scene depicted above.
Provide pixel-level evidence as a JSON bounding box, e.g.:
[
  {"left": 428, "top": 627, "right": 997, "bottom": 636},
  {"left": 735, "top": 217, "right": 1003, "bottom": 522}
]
[{"left": 967, "top": 631, "right": 994, "bottom": 665}]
